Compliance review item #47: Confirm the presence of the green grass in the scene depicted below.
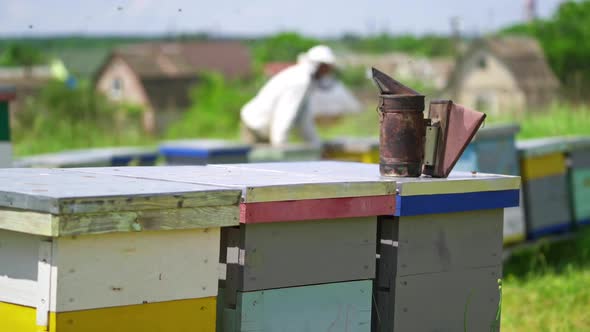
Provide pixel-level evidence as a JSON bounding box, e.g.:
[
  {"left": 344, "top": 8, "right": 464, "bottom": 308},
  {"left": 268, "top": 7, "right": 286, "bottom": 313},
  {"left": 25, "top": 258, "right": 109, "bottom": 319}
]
[
  {"left": 502, "top": 229, "right": 590, "bottom": 331},
  {"left": 319, "top": 102, "right": 590, "bottom": 141}
]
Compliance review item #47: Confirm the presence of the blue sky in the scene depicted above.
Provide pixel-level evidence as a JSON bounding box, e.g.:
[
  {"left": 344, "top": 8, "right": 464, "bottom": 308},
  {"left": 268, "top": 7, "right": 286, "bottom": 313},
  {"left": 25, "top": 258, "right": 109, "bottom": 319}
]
[{"left": 1, "top": 0, "right": 563, "bottom": 37}]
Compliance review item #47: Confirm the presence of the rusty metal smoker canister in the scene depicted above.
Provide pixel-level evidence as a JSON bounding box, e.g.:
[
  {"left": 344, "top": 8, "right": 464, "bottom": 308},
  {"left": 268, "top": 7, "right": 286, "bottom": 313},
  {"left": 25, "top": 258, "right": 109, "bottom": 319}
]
[{"left": 378, "top": 94, "right": 426, "bottom": 177}]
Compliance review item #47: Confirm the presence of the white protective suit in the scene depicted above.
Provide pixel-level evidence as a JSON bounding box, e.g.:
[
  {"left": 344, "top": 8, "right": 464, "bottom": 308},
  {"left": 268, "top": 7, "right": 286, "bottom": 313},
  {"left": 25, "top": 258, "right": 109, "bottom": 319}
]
[{"left": 240, "top": 46, "right": 336, "bottom": 146}]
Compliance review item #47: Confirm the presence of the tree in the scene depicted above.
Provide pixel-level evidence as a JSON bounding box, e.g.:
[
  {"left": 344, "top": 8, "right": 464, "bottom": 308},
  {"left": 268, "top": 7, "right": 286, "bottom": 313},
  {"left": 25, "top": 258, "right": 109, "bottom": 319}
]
[
  {"left": 252, "top": 32, "right": 320, "bottom": 64},
  {"left": 0, "top": 44, "right": 47, "bottom": 67}
]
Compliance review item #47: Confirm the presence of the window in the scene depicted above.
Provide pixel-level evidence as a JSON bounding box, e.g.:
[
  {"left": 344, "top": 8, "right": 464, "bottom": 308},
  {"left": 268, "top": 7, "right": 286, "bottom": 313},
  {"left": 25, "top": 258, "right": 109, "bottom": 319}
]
[{"left": 111, "top": 77, "right": 123, "bottom": 99}]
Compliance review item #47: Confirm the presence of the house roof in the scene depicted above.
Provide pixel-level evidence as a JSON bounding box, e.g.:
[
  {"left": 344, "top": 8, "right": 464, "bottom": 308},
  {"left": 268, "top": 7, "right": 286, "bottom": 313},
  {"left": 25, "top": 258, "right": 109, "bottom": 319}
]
[
  {"left": 447, "top": 37, "right": 559, "bottom": 100},
  {"left": 97, "top": 40, "right": 252, "bottom": 81}
]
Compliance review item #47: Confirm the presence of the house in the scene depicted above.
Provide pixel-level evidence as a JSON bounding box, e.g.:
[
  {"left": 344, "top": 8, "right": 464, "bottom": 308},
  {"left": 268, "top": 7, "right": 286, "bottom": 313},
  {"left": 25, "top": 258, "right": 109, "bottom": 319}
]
[
  {"left": 95, "top": 41, "right": 252, "bottom": 134},
  {"left": 444, "top": 37, "right": 560, "bottom": 115}
]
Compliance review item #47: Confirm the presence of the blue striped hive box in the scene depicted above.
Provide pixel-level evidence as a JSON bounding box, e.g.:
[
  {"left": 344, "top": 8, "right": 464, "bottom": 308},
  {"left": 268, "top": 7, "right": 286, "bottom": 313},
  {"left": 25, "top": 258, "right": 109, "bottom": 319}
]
[
  {"left": 159, "top": 139, "right": 251, "bottom": 165},
  {"left": 566, "top": 136, "right": 590, "bottom": 225}
]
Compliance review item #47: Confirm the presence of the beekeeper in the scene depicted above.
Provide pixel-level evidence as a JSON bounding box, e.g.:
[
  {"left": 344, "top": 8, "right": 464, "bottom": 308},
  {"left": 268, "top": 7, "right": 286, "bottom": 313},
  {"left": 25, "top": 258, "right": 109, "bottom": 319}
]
[{"left": 240, "top": 45, "right": 337, "bottom": 146}]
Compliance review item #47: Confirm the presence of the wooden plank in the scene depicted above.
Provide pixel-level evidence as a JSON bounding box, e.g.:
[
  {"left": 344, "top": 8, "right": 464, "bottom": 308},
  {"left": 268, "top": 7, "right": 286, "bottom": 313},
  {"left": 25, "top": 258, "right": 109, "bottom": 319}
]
[
  {"left": 58, "top": 205, "right": 238, "bottom": 236},
  {"left": 234, "top": 280, "right": 372, "bottom": 332},
  {"left": 51, "top": 228, "right": 220, "bottom": 312},
  {"left": 381, "top": 210, "right": 503, "bottom": 281},
  {"left": 50, "top": 297, "right": 216, "bottom": 332},
  {"left": 571, "top": 168, "right": 590, "bottom": 222},
  {"left": 0, "top": 168, "right": 241, "bottom": 215},
  {"left": 473, "top": 123, "right": 519, "bottom": 141},
  {"left": 391, "top": 266, "right": 501, "bottom": 332},
  {"left": 223, "top": 161, "right": 520, "bottom": 196},
  {"left": 248, "top": 144, "right": 321, "bottom": 162},
  {"left": 521, "top": 152, "right": 566, "bottom": 180},
  {"left": 240, "top": 195, "right": 395, "bottom": 223},
  {"left": 0, "top": 209, "right": 57, "bottom": 236},
  {"left": 0, "top": 230, "right": 42, "bottom": 307},
  {"left": 232, "top": 217, "right": 376, "bottom": 292},
  {"left": 395, "top": 189, "right": 519, "bottom": 216},
  {"left": 36, "top": 241, "right": 52, "bottom": 329},
  {"left": 0, "top": 301, "right": 36, "bottom": 332},
  {"left": 517, "top": 137, "right": 569, "bottom": 158},
  {"left": 523, "top": 174, "right": 572, "bottom": 236},
  {"left": 75, "top": 164, "right": 396, "bottom": 203}
]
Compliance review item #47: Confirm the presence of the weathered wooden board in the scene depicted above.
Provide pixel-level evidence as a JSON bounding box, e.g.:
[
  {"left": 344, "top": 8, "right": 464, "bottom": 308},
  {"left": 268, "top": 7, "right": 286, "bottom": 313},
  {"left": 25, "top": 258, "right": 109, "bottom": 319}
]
[
  {"left": 226, "top": 217, "right": 376, "bottom": 295},
  {"left": 0, "top": 230, "right": 42, "bottom": 307},
  {"left": 230, "top": 280, "right": 372, "bottom": 332},
  {"left": 523, "top": 173, "right": 572, "bottom": 238},
  {"left": 240, "top": 195, "right": 394, "bottom": 223},
  {"left": 226, "top": 161, "right": 520, "bottom": 197},
  {"left": 387, "top": 266, "right": 501, "bottom": 332},
  {"left": 248, "top": 144, "right": 321, "bottom": 162},
  {"left": 570, "top": 168, "right": 590, "bottom": 223},
  {"left": 521, "top": 152, "right": 566, "bottom": 180},
  {"left": 51, "top": 228, "right": 219, "bottom": 312},
  {"left": 74, "top": 164, "right": 396, "bottom": 203},
  {"left": 15, "top": 147, "right": 157, "bottom": 168},
  {"left": 377, "top": 210, "right": 503, "bottom": 289},
  {"left": 0, "top": 301, "right": 36, "bottom": 332},
  {"left": 0, "top": 168, "right": 241, "bottom": 215},
  {"left": 50, "top": 297, "right": 216, "bottom": 332}
]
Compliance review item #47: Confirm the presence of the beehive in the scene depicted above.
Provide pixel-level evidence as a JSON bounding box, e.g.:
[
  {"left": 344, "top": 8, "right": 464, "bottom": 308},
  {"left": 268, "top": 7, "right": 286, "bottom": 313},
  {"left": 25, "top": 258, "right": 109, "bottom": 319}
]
[
  {"left": 159, "top": 139, "right": 251, "bottom": 165},
  {"left": 322, "top": 137, "right": 379, "bottom": 163}
]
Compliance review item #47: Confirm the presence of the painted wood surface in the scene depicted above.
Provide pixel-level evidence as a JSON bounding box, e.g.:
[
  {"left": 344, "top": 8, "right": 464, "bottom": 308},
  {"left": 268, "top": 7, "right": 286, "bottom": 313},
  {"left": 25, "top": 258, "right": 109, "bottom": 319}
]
[
  {"left": 377, "top": 210, "right": 503, "bottom": 289},
  {"left": 164, "top": 154, "right": 249, "bottom": 165},
  {"left": 240, "top": 195, "right": 394, "bottom": 223},
  {"left": 160, "top": 139, "right": 250, "bottom": 165},
  {"left": 521, "top": 152, "right": 566, "bottom": 180},
  {"left": 517, "top": 137, "right": 569, "bottom": 158},
  {"left": 229, "top": 280, "right": 372, "bottom": 332},
  {"left": 0, "top": 142, "right": 12, "bottom": 168},
  {"left": 0, "top": 301, "right": 36, "bottom": 332},
  {"left": 248, "top": 144, "right": 321, "bottom": 162},
  {"left": 473, "top": 123, "right": 519, "bottom": 141},
  {"left": 0, "top": 168, "right": 240, "bottom": 215},
  {"left": 51, "top": 228, "right": 219, "bottom": 312},
  {"left": 395, "top": 189, "right": 519, "bottom": 216},
  {"left": 384, "top": 266, "right": 501, "bottom": 332},
  {"left": 504, "top": 203, "right": 526, "bottom": 245},
  {"left": 36, "top": 241, "right": 52, "bottom": 329},
  {"left": 225, "top": 161, "right": 521, "bottom": 196},
  {"left": 225, "top": 217, "right": 376, "bottom": 296},
  {"left": 15, "top": 147, "right": 157, "bottom": 168},
  {"left": 523, "top": 174, "right": 572, "bottom": 237},
  {"left": 570, "top": 168, "right": 590, "bottom": 222},
  {"left": 74, "top": 164, "right": 396, "bottom": 203},
  {"left": 0, "top": 230, "right": 43, "bottom": 307},
  {"left": 50, "top": 297, "right": 216, "bottom": 332},
  {"left": 475, "top": 136, "right": 520, "bottom": 175},
  {"left": 570, "top": 150, "right": 590, "bottom": 169}
]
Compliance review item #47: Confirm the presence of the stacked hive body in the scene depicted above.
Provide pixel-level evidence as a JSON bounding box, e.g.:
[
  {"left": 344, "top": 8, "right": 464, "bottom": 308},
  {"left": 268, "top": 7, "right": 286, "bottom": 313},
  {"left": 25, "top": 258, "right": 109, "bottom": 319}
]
[
  {"left": 518, "top": 138, "right": 571, "bottom": 239},
  {"left": 454, "top": 124, "right": 525, "bottom": 244},
  {"left": 566, "top": 137, "right": 590, "bottom": 225},
  {"left": 0, "top": 168, "right": 241, "bottom": 332},
  {"left": 14, "top": 147, "right": 158, "bottom": 168},
  {"left": 267, "top": 162, "right": 519, "bottom": 331},
  {"left": 322, "top": 137, "right": 379, "bottom": 163},
  {"left": 0, "top": 86, "right": 15, "bottom": 167},
  {"left": 79, "top": 163, "right": 396, "bottom": 331},
  {"left": 159, "top": 140, "right": 251, "bottom": 165},
  {"left": 248, "top": 144, "right": 321, "bottom": 162}
]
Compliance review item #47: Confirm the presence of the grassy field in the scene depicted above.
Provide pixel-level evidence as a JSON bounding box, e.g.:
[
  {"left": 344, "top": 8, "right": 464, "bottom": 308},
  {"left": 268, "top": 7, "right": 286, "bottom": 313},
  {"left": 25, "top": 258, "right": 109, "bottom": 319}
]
[
  {"left": 502, "top": 229, "right": 590, "bottom": 331},
  {"left": 319, "top": 102, "right": 590, "bottom": 140}
]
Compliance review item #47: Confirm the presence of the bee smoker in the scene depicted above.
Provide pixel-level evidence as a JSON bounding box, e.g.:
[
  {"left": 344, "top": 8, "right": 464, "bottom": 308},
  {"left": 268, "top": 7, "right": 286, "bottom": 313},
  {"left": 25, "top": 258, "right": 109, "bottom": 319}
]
[{"left": 372, "top": 68, "right": 487, "bottom": 178}]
